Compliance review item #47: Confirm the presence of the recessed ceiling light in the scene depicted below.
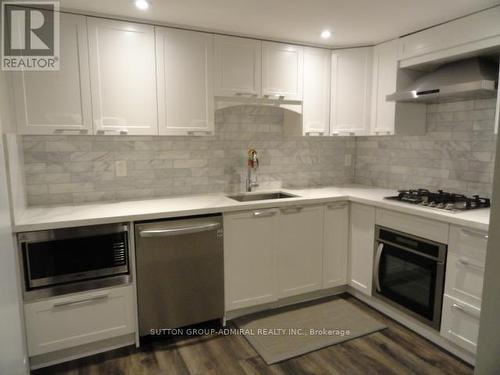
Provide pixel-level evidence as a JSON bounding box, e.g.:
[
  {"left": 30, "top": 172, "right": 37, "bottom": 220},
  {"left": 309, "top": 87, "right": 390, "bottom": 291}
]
[
  {"left": 135, "top": 0, "right": 149, "bottom": 10},
  {"left": 321, "top": 30, "right": 332, "bottom": 39}
]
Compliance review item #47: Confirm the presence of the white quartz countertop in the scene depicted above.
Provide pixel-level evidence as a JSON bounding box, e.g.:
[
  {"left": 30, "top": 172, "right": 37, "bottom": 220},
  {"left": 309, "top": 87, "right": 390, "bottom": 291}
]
[{"left": 14, "top": 185, "right": 491, "bottom": 232}]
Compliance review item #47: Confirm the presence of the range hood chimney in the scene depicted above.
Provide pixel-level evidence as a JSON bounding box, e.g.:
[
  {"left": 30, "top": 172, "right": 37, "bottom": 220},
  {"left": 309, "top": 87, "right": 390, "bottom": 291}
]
[{"left": 387, "top": 57, "right": 498, "bottom": 103}]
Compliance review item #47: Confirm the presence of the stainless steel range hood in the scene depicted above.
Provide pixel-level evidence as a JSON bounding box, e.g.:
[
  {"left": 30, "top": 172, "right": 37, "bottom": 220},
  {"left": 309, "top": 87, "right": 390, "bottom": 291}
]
[{"left": 387, "top": 58, "right": 498, "bottom": 103}]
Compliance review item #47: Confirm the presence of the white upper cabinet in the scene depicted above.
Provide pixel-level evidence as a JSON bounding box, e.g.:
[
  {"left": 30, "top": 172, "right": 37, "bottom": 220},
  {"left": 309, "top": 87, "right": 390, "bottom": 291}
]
[
  {"left": 370, "top": 39, "right": 398, "bottom": 135},
  {"left": 156, "top": 28, "right": 214, "bottom": 136},
  {"left": 214, "top": 35, "right": 261, "bottom": 97},
  {"left": 330, "top": 47, "right": 373, "bottom": 136},
  {"left": 262, "top": 41, "right": 303, "bottom": 101},
  {"left": 87, "top": 18, "right": 158, "bottom": 135},
  {"left": 302, "top": 47, "right": 331, "bottom": 136},
  {"left": 12, "top": 13, "right": 92, "bottom": 135},
  {"left": 400, "top": 7, "right": 500, "bottom": 68}
]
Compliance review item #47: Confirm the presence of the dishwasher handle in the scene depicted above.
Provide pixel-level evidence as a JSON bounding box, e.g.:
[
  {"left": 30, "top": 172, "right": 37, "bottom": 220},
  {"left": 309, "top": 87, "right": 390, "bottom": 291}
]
[{"left": 139, "top": 222, "right": 221, "bottom": 237}]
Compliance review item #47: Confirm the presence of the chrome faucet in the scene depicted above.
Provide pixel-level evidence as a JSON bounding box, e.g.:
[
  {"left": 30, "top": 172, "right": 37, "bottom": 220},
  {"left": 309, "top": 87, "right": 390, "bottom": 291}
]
[{"left": 246, "top": 149, "right": 259, "bottom": 192}]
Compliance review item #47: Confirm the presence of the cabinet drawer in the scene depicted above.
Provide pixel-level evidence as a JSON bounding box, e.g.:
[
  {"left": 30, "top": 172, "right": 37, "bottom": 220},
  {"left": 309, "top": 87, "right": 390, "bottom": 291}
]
[
  {"left": 441, "top": 294, "right": 480, "bottom": 354},
  {"left": 24, "top": 285, "right": 135, "bottom": 356},
  {"left": 376, "top": 208, "right": 449, "bottom": 244},
  {"left": 445, "top": 226, "right": 487, "bottom": 307}
]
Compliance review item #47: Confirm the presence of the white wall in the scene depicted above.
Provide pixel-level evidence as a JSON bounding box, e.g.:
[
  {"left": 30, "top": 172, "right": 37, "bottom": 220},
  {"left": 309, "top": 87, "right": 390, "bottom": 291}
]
[
  {"left": 475, "top": 110, "right": 500, "bottom": 374},
  {"left": 0, "top": 71, "right": 28, "bottom": 374}
]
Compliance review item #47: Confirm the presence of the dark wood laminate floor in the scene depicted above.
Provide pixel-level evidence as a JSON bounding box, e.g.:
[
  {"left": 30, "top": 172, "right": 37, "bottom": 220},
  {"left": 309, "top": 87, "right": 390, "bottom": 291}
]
[{"left": 32, "top": 294, "right": 473, "bottom": 375}]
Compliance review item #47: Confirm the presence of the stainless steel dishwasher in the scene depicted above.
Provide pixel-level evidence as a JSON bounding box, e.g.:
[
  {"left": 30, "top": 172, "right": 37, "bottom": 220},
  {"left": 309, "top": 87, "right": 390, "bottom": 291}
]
[{"left": 135, "top": 215, "right": 224, "bottom": 336}]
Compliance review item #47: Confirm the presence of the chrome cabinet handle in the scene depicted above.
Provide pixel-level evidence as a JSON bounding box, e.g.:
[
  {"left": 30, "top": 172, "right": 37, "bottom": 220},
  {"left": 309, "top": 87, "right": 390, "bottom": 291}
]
[
  {"left": 374, "top": 243, "right": 384, "bottom": 292},
  {"left": 53, "top": 292, "right": 109, "bottom": 308},
  {"left": 252, "top": 210, "right": 277, "bottom": 218},
  {"left": 54, "top": 129, "right": 89, "bottom": 134},
  {"left": 304, "top": 131, "right": 325, "bottom": 136},
  {"left": 139, "top": 223, "right": 220, "bottom": 237},
  {"left": 457, "top": 257, "right": 485, "bottom": 271},
  {"left": 187, "top": 130, "right": 212, "bottom": 135},
  {"left": 326, "top": 203, "right": 347, "bottom": 209},
  {"left": 374, "top": 131, "right": 392, "bottom": 135},
  {"left": 461, "top": 228, "right": 488, "bottom": 240},
  {"left": 96, "top": 129, "right": 129, "bottom": 135},
  {"left": 263, "top": 94, "right": 285, "bottom": 100},
  {"left": 332, "top": 131, "right": 355, "bottom": 136},
  {"left": 280, "top": 206, "right": 304, "bottom": 214},
  {"left": 451, "top": 303, "right": 480, "bottom": 319},
  {"left": 235, "top": 92, "right": 258, "bottom": 97}
]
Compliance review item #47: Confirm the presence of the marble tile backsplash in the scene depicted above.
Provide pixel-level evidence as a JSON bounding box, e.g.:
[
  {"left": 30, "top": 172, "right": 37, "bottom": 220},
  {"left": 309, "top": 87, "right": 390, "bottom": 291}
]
[
  {"left": 23, "top": 106, "right": 356, "bottom": 206},
  {"left": 354, "top": 98, "right": 497, "bottom": 198}
]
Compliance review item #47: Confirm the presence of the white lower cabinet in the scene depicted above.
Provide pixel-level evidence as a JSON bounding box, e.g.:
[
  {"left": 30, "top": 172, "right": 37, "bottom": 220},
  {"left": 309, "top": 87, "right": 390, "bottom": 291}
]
[
  {"left": 24, "top": 285, "right": 135, "bottom": 356},
  {"left": 224, "top": 209, "right": 279, "bottom": 311},
  {"left": 277, "top": 205, "right": 324, "bottom": 298},
  {"left": 349, "top": 203, "right": 375, "bottom": 295},
  {"left": 441, "top": 294, "right": 481, "bottom": 354},
  {"left": 323, "top": 202, "right": 349, "bottom": 288}
]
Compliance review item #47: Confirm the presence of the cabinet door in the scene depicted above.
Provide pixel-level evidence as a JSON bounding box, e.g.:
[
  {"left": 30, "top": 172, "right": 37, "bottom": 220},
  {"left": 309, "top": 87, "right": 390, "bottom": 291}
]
[
  {"left": 441, "top": 294, "right": 480, "bottom": 353},
  {"left": 214, "top": 35, "right": 261, "bottom": 97},
  {"left": 323, "top": 202, "right": 349, "bottom": 288},
  {"left": 24, "top": 286, "right": 135, "bottom": 356},
  {"left": 349, "top": 203, "right": 375, "bottom": 295},
  {"left": 371, "top": 40, "right": 398, "bottom": 135},
  {"left": 87, "top": 18, "right": 158, "bottom": 135},
  {"left": 157, "top": 28, "right": 214, "bottom": 136},
  {"left": 330, "top": 47, "right": 372, "bottom": 136},
  {"left": 277, "top": 205, "right": 323, "bottom": 298},
  {"left": 446, "top": 226, "right": 487, "bottom": 308},
  {"left": 12, "top": 13, "right": 92, "bottom": 135},
  {"left": 224, "top": 209, "right": 278, "bottom": 311},
  {"left": 303, "top": 47, "right": 330, "bottom": 136},
  {"left": 262, "top": 42, "right": 303, "bottom": 101}
]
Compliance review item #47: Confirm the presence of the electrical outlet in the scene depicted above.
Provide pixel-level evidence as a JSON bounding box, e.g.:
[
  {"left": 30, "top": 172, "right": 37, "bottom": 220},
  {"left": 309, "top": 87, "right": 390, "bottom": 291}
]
[
  {"left": 344, "top": 154, "right": 352, "bottom": 167},
  {"left": 115, "top": 160, "right": 127, "bottom": 177}
]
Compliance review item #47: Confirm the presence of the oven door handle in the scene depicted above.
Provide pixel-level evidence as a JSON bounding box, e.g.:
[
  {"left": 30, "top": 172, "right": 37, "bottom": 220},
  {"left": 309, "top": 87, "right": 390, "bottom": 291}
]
[{"left": 374, "top": 242, "right": 384, "bottom": 293}]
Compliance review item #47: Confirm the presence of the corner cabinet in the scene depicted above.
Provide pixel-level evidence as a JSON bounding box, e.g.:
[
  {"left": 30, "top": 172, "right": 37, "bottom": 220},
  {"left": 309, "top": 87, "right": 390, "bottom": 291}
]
[
  {"left": 302, "top": 47, "right": 331, "bottom": 136},
  {"left": 349, "top": 203, "right": 375, "bottom": 295},
  {"left": 370, "top": 39, "right": 398, "bottom": 135},
  {"left": 156, "top": 28, "right": 214, "bottom": 136},
  {"left": 12, "top": 13, "right": 92, "bottom": 135},
  {"left": 262, "top": 42, "right": 303, "bottom": 101},
  {"left": 330, "top": 47, "right": 373, "bottom": 136},
  {"left": 323, "top": 202, "right": 349, "bottom": 288},
  {"left": 277, "top": 205, "right": 324, "bottom": 298},
  {"left": 214, "top": 35, "right": 261, "bottom": 97},
  {"left": 87, "top": 18, "right": 158, "bottom": 135},
  {"left": 223, "top": 209, "right": 279, "bottom": 311}
]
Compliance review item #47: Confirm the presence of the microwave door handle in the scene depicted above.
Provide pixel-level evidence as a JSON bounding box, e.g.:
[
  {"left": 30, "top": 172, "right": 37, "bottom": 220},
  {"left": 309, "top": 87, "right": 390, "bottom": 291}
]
[
  {"left": 374, "top": 243, "right": 384, "bottom": 292},
  {"left": 139, "top": 222, "right": 221, "bottom": 238}
]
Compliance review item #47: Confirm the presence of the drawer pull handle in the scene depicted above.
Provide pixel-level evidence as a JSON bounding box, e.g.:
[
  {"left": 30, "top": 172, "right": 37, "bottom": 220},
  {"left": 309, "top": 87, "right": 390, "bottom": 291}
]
[
  {"left": 280, "top": 206, "right": 304, "bottom": 213},
  {"left": 253, "top": 210, "right": 277, "bottom": 218},
  {"left": 457, "top": 257, "right": 485, "bottom": 271},
  {"left": 52, "top": 293, "right": 110, "bottom": 308},
  {"left": 461, "top": 229, "right": 488, "bottom": 240},
  {"left": 327, "top": 203, "right": 347, "bottom": 209},
  {"left": 451, "top": 303, "right": 480, "bottom": 319},
  {"left": 304, "top": 131, "right": 325, "bottom": 136}
]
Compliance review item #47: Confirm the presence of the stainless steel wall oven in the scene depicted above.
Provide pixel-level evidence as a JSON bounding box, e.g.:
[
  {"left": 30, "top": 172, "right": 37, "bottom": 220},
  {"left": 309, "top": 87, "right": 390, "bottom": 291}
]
[
  {"left": 18, "top": 223, "right": 131, "bottom": 300},
  {"left": 373, "top": 225, "right": 447, "bottom": 330}
]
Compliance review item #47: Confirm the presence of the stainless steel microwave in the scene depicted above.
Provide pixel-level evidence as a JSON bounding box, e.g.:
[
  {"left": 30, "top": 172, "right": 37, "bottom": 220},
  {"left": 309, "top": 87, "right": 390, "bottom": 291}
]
[{"left": 18, "top": 223, "right": 130, "bottom": 300}]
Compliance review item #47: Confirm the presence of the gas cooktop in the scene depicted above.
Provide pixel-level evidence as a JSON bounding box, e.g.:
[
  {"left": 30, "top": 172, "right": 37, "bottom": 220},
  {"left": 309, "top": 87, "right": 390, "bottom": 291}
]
[{"left": 385, "top": 189, "right": 490, "bottom": 212}]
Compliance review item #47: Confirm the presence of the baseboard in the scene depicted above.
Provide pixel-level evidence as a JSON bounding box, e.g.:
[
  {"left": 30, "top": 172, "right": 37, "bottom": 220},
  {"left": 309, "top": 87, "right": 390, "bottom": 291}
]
[{"left": 29, "top": 333, "right": 136, "bottom": 370}]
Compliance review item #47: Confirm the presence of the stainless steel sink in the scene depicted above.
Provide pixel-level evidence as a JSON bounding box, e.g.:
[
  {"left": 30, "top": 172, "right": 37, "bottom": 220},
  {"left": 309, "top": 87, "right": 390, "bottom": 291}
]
[{"left": 227, "top": 191, "right": 298, "bottom": 202}]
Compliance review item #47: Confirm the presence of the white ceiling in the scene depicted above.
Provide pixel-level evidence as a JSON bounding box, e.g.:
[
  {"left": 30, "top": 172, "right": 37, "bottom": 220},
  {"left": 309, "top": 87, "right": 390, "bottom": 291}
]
[{"left": 60, "top": 0, "right": 500, "bottom": 47}]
